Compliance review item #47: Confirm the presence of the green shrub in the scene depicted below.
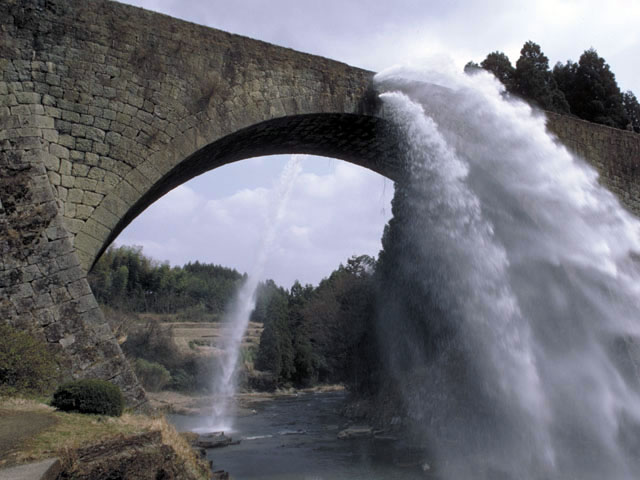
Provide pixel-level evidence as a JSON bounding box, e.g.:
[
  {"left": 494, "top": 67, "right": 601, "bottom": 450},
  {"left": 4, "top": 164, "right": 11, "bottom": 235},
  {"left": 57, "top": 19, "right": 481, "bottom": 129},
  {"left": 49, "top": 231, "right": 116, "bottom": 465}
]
[
  {"left": 134, "top": 358, "right": 171, "bottom": 392},
  {"left": 0, "top": 323, "right": 58, "bottom": 396},
  {"left": 51, "top": 379, "right": 124, "bottom": 416},
  {"left": 168, "top": 368, "right": 193, "bottom": 391}
]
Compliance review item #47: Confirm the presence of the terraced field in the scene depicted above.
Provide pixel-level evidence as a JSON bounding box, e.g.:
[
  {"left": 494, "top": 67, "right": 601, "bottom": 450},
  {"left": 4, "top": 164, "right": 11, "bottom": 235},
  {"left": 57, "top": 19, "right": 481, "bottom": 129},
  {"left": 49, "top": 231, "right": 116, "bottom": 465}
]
[{"left": 166, "top": 321, "right": 263, "bottom": 357}]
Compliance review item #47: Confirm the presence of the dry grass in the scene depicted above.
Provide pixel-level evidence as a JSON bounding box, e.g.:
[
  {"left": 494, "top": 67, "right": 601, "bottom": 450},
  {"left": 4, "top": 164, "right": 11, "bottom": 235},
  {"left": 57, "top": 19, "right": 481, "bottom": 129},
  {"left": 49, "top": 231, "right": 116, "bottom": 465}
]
[{"left": 0, "top": 397, "right": 210, "bottom": 479}]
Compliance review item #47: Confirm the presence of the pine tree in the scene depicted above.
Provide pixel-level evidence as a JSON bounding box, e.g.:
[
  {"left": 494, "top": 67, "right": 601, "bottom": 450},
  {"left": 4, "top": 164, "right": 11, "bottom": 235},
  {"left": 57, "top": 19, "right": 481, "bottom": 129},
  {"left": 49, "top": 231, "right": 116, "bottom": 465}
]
[
  {"left": 561, "top": 48, "right": 628, "bottom": 128},
  {"left": 464, "top": 61, "right": 482, "bottom": 75},
  {"left": 481, "top": 51, "right": 515, "bottom": 90},
  {"left": 514, "top": 41, "right": 569, "bottom": 113}
]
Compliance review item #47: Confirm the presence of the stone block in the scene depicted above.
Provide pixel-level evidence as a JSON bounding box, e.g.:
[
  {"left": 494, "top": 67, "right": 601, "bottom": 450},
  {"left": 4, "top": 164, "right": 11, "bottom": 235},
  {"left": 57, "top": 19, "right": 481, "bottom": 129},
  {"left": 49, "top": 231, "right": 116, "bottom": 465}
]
[
  {"left": 15, "top": 91, "right": 41, "bottom": 104},
  {"left": 48, "top": 170, "right": 61, "bottom": 186},
  {"left": 75, "top": 204, "right": 94, "bottom": 219},
  {"left": 60, "top": 175, "right": 75, "bottom": 188},
  {"left": 85, "top": 153, "right": 100, "bottom": 166},
  {"left": 15, "top": 127, "right": 42, "bottom": 137},
  {"left": 21, "top": 114, "right": 54, "bottom": 129},
  {"left": 70, "top": 150, "right": 85, "bottom": 161},
  {"left": 58, "top": 134, "right": 75, "bottom": 149},
  {"left": 91, "top": 204, "right": 119, "bottom": 229},
  {"left": 11, "top": 282, "right": 34, "bottom": 299},
  {"left": 61, "top": 109, "right": 80, "bottom": 123},
  {"left": 75, "top": 138, "right": 93, "bottom": 152},
  {"left": 10, "top": 104, "right": 31, "bottom": 116},
  {"left": 42, "top": 129, "right": 59, "bottom": 143},
  {"left": 42, "top": 154, "right": 60, "bottom": 172},
  {"left": 83, "top": 191, "right": 103, "bottom": 206},
  {"left": 94, "top": 117, "right": 111, "bottom": 130},
  {"left": 50, "top": 143, "right": 69, "bottom": 159},
  {"left": 62, "top": 216, "right": 85, "bottom": 234},
  {"left": 74, "top": 177, "right": 97, "bottom": 191},
  {"left": 71, "top": 123, "right": 87, "bottom": 137},
  {"left": 81, "top": 217, "right": 110, "bottom": 241},
  {"left": 57, "top": 186, "right": 68, "bottom": 201},
  {"left": 0, "top": 94, "right": 18, "bottom": 107},
  {"left": 80, "top": 114, "right": 94, "bottom": 126},
  {"left": 85, "top": 126, "right": 105, "bottom": 142},
  {"left": 105, "top": 131, "right": 122, "bottom": 145},
  {"left": 64, "top": 202, "right": 77, "bottom": 218},
  {"left": 29, "top": 104, "right": 45, "bottom": 115},
  {"left": 67, "top": 279, "right": 91, "bottom": 298}
]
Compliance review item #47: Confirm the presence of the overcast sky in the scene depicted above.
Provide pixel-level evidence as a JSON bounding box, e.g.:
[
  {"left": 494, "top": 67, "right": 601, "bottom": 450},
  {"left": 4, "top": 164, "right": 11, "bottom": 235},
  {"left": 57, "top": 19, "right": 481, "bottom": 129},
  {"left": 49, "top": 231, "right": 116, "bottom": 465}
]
[{"left": 116, "top": 0, "right": 640, "bottom": 288}]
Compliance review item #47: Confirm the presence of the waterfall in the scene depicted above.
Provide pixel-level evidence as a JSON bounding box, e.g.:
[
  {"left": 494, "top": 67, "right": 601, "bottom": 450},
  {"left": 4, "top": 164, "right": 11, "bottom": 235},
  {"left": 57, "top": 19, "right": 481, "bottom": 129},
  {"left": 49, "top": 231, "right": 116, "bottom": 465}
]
[
  {"left": 374, "top": 63, "right": 640, "bottom": 479},
  {"left": 205, "top": 154, "right": 302, "bottom": 433}
]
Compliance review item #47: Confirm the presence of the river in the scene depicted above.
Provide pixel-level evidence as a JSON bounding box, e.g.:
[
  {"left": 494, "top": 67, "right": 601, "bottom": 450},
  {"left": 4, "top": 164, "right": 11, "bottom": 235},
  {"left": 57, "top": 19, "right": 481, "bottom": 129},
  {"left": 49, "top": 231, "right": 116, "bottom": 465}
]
[{"left": 168, "top": 391, "right": 430, "bottom": 480}]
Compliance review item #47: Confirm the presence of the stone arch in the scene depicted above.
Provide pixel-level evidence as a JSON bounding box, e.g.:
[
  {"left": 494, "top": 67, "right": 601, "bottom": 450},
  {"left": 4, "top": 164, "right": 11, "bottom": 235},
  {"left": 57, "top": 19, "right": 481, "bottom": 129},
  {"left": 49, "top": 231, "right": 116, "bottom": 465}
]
[{"left": 78, "top": 113, "right": 404, "bottom": 271}]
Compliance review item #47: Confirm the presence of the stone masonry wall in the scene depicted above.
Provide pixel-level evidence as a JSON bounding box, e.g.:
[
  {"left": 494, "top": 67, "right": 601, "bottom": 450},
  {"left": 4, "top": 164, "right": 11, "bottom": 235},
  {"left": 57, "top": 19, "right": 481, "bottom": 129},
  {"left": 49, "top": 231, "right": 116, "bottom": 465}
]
[
  {"left": 0, "top": 120, "right": 146, "bottom": 407},
  {"left": 0, "top": 0, "right": 377, "bottom": 404},
  {"left": 0, "top": 0, "right": 376, "bottom": 273},
  {"left": 547, "top": 112, "right": 640, "bottom": 216}
]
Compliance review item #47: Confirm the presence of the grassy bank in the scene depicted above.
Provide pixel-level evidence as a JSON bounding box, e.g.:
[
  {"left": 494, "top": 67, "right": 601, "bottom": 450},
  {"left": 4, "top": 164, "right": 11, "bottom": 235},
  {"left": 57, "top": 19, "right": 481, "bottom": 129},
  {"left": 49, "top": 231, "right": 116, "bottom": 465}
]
[{"left": 0, "top": 397, "right": 211, "bottom": 479}]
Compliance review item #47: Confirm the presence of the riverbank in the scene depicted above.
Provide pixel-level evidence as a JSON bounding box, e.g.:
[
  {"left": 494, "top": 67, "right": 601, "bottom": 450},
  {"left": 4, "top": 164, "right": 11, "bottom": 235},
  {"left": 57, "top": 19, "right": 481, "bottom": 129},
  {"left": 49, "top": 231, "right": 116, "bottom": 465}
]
[
  {"left": 0, "top": 396, "right": 213, "bottom": 479},
  {"left": 147, "top": 384, "right": 346, "bottom": 416}
]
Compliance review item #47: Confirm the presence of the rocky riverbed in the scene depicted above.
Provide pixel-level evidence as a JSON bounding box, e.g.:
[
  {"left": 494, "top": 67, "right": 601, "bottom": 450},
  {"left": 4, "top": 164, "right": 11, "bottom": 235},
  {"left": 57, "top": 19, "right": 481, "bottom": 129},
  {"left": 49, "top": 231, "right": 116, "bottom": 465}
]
[{"left": 167, "top": 390, "right": 433, "bottom": 479}]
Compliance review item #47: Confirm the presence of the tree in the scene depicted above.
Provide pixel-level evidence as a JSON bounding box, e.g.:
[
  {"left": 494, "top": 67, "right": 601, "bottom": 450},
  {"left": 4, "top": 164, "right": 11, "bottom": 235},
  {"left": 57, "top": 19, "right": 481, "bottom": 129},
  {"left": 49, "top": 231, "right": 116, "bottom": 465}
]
[
  {"left": 559, "top": 48, "right": 628, "bottom": 128},
  {"left": 480, "top": 51, "right": 515, "bottom": 90},
  {"left": 553, "top": 59, "right": 578, "bottom": 96},
  {"left": 514, "top": 41, "right": 569, "bottom": 113},
  {"left": 288, "top": 281, "right": 316, "bottom": 386},
  {"left": 622, "top": 91, "right": 640, "bottom": 133},
  {"left": 464, "top": 61, "right": 482, "bottom": 75},
  {"left": 88, "top": 245, "right": 243, "bottom": 315},
  {"left": 255, "top": 289, "right": 294, "bottom": 382}
]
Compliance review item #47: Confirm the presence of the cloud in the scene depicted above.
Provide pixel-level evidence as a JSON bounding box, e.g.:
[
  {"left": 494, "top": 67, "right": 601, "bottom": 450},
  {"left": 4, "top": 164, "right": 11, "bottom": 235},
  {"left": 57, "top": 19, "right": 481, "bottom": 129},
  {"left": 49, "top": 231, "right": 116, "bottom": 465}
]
[
  {"left": 117, "top": 157, "right": 393, "bottom": 288},
  {"left": 124, "top": 0, "right": 639, "bottom": 93},
  {"left": 114, "top": 0, "right": 639, "bottom": 288}
]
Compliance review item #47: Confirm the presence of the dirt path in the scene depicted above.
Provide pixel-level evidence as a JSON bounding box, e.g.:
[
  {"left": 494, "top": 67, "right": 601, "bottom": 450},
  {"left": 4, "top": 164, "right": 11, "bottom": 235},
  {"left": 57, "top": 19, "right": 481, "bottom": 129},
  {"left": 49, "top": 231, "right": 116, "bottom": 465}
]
[{"left": 0, "top": 410, "right": 57, "bottom": 465}]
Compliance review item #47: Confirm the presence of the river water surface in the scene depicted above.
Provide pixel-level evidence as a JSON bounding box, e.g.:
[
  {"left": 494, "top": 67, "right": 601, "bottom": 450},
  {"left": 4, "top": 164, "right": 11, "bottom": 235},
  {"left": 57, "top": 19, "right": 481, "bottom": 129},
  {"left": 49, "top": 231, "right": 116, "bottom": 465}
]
[{"left": 169, "top": 391, "right": 429, "bottom": 480}]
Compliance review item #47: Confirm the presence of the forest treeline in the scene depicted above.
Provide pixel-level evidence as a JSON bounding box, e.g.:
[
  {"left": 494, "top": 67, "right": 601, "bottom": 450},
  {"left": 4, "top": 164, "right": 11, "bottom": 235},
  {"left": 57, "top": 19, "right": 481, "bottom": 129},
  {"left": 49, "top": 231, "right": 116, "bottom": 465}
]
[
  {"left": 250, "top": 254, "right": 379, "bottom": 392},
  {"left": 466, "top": 41, "right": 640, "bottom": 133},
  {"left": 88, "top": 246, "right": 381, "bottom": 393},
  {"left": 89, "top": 245, "right": 245, "bottom": 319}
]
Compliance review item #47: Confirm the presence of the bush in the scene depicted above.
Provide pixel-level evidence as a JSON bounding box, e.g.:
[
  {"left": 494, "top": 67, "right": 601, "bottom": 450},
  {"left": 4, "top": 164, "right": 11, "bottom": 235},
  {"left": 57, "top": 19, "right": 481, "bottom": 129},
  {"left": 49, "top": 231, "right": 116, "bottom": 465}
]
[
  {"left": 168, "top": 368, "right": 194, "bottom": 391},
  {"left": 0, "top": 323, "right": 58, "bottom": 395},
  {"left": 51, "top": 379, "right": 124, "bottom": 416},
  {"left": 134, "top": 358, "right": 171, "bottom": 392}
]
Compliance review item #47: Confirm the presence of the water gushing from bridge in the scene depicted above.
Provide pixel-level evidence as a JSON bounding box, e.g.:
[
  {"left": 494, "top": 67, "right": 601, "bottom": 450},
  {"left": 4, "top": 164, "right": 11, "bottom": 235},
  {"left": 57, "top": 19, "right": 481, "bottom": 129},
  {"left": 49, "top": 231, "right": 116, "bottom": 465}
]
[
  {"left": 374, "top": 63, "right": 640, "bottom": 479},
  {"left": 205, "top": 155, "right": 302, "bottom": 433}
]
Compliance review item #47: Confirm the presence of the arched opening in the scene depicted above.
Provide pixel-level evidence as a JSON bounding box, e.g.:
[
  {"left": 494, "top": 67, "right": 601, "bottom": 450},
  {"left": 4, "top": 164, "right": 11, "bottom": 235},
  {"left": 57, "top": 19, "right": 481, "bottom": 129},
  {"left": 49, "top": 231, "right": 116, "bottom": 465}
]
[{"left": 86, "top": 113, "right": 404, "bottom": 271}]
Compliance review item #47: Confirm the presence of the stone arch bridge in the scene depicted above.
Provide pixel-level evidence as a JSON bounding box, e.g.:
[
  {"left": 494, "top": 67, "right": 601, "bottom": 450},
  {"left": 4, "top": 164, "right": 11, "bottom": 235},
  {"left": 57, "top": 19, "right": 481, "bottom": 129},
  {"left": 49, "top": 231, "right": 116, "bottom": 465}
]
[{"left": 1, "top": 0, "right": 639, "bottom": 407}]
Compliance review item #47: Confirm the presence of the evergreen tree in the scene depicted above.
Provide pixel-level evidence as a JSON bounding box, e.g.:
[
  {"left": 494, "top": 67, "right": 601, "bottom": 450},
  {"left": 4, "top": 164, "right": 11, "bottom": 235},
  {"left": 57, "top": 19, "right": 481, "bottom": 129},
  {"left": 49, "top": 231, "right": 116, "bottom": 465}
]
[
  {"left": 559, "top": 48, "right": 628, "bottom": 128},
  {"left": 464, "top": 61, "right": 482, "bottom": 75},
  {"left": 514, "top": 41, "right": 569, "bottom": 113},
  {"left": 480, "top": 51, "right": 515, "bottom": 90},
  {"left": 288, "top": 281, "right": 316, "bottom": 386},
  {"left": 552, "top": 59, "right": 578, "bottom": 98},
  {"left": 255, "top": 288, "right": 294, "bottom": 382},
  {"left": 88, "top": 245, "right": 243, "bottom": 315}
]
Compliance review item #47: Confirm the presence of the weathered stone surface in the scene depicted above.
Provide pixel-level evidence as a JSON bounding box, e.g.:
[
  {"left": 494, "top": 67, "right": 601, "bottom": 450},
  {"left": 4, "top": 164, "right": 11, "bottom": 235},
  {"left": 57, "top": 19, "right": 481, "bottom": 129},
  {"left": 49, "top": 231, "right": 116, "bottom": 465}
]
[{"left": 0, "top": 0, "right": 638, "bottom": 410}]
